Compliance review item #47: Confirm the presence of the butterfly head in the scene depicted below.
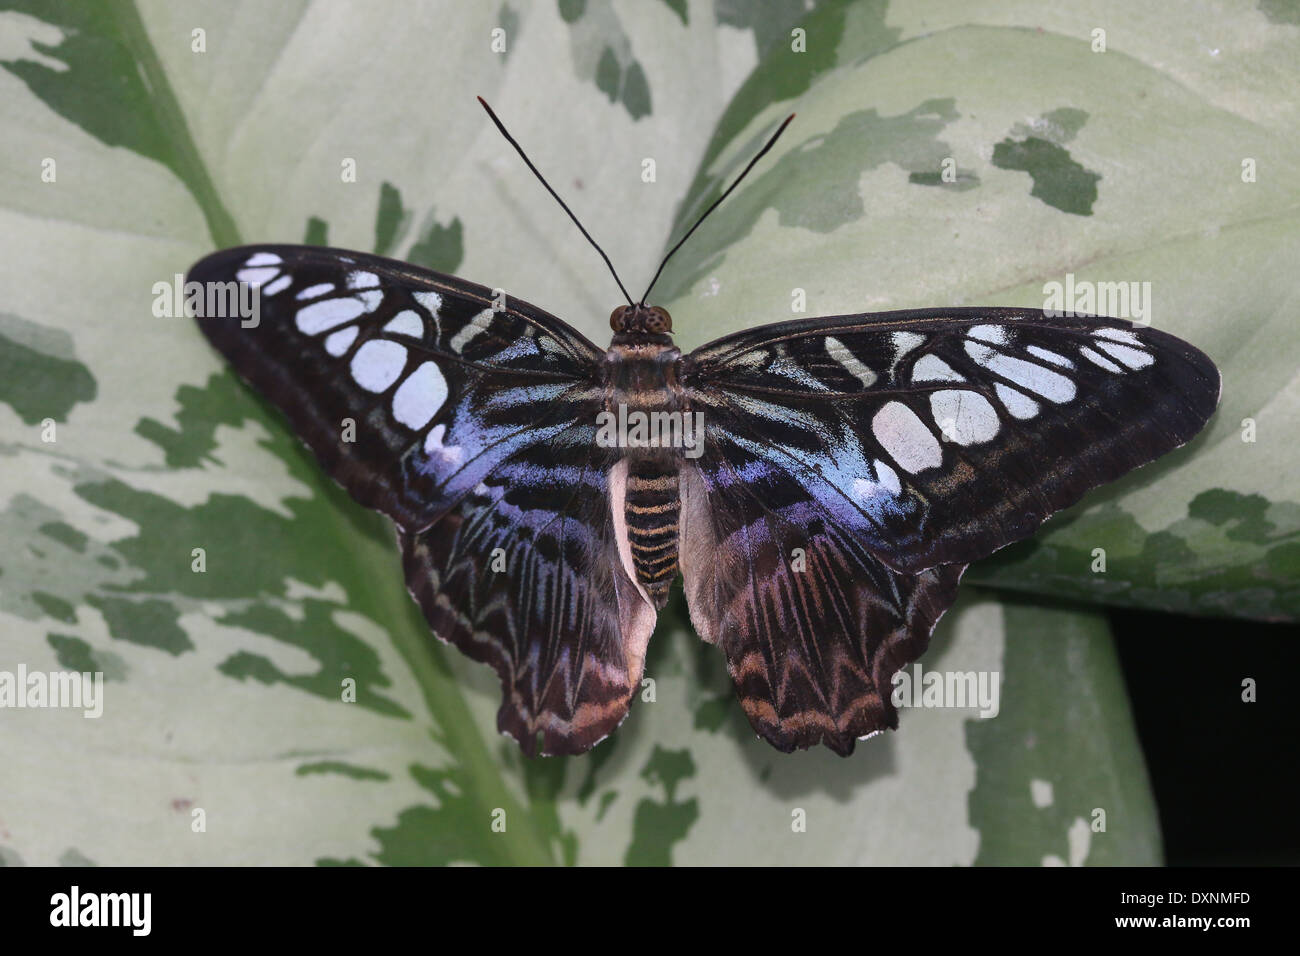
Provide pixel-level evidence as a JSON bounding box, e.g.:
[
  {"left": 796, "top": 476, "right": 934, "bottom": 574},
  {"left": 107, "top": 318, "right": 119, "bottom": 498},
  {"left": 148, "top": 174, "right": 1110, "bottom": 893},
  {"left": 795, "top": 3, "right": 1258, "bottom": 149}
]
[{"left": 610, "top": 304, "right": 673, "bottom": 337}]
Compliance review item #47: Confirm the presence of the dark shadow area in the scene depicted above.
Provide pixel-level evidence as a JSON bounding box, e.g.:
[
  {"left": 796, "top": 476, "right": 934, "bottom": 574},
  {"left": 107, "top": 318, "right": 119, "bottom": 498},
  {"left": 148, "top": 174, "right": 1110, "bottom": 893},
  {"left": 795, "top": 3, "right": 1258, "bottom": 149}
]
[{"left": 1112, "top": 608, "right": 1300, "bottom": 865}]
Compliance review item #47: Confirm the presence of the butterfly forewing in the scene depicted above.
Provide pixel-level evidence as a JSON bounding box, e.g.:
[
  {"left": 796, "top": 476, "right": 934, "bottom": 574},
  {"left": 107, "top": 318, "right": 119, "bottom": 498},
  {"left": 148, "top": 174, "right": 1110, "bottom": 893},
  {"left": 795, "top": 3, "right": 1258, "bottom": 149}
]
[
  {"left": 684, "top": 307, "right": 1221, "bottom": 573},
  {"left": 188, "top": 245, "right": 603, "bottom": 531},
  {"left": 188, "top": 245, "right": 654, "bottom": 754}
]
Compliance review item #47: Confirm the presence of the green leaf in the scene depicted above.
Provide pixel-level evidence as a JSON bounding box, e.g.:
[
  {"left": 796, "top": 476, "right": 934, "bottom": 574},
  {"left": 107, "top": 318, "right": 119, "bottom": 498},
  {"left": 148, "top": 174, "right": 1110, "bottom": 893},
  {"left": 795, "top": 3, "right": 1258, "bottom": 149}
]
[
  {"left": 0, "top": 0, "right": 1176, "bottom": 865},
  {"left": 657, "top": 1, "right": 1300, "bottom": 621}
]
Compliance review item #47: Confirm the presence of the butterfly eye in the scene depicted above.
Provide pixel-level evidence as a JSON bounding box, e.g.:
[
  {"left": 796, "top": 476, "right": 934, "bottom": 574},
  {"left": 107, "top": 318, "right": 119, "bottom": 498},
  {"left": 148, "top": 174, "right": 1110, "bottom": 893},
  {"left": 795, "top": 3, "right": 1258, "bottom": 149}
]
[
  {"left": 609, "top": 307, "right": 626, "bottom": 331},
  {"left": 647, "top": 307, "right": 672, "bottom": 333}
]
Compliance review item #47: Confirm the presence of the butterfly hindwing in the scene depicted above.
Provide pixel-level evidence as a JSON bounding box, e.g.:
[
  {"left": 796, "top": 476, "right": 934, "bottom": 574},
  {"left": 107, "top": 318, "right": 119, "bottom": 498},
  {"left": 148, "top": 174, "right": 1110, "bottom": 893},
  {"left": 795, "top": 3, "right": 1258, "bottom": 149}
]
[
  {"left": 679, "top": 461, "right": 965, "bottom": 754},
  {"left": 188, "top": 245, "right": 655, "bottom": 754},
  {"left": 402, "top": 435, "right": 656, "bottom": 756},
  {"left": 679, "top": 307, "right": 1219, "bottom": 751}
]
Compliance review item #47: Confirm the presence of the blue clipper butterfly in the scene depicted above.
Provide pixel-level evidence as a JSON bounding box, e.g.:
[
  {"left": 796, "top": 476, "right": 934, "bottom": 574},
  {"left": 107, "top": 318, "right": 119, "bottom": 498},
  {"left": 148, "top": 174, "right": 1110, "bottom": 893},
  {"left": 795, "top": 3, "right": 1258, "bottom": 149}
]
[{"left": 188, "top": 100, "right": 1220, "bottom": 756}]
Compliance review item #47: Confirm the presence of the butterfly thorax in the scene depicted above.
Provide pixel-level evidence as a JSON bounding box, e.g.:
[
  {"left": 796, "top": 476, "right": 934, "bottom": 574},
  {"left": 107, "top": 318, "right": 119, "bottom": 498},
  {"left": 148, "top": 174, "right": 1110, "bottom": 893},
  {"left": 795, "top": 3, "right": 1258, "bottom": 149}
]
[{"left": 604, "top": 329, "right": 685, "bottom": 609}]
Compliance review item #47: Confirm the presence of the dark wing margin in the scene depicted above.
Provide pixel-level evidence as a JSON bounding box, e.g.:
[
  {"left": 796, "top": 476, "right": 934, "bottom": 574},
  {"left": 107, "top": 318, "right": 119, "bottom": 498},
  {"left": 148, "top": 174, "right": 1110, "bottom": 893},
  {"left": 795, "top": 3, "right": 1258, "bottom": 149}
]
[
  {"left": 679, "top": 306, "right": 1218, "bottom": 753},
  {"left": 188, "top": 244, "right": 655, "bottom": 754}
]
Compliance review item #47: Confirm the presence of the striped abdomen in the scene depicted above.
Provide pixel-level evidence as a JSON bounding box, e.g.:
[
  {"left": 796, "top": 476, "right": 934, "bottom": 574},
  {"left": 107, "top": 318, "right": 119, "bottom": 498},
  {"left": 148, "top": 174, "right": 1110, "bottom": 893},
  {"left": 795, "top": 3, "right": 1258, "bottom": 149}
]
[
  {"left": 603, "top": 337, "right": 686, "bottom": 609},
  {"left": 625, "top": 458, "right": 680, "bottom": 607}
]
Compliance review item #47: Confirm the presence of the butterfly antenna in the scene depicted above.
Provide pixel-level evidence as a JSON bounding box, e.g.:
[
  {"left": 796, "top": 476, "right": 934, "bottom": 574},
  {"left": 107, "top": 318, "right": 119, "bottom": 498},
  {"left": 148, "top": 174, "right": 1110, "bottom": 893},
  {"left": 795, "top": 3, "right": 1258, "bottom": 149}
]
[
  {"left": 477, "top": 96, "right": 634, "bottom": 307},
  {"left": 638, "top": 112, "right": 795, "bottom": 306}
]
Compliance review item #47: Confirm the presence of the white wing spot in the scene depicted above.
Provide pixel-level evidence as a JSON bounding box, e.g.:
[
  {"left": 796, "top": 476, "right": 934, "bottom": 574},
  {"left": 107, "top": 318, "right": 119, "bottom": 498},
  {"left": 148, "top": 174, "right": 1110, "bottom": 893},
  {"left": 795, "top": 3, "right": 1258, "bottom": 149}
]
[
  {"left": 968, "top": 325, "right": 1009, "bottom": 346},
  {"left": 244, "top": 252, "right": 282, "bottom": 267},
  {"left": 768, "top": 354, "right": 831, "bottom": 390},
  {"left": 296, "top": 282, "right": 334, "bottom": 300},
  {"left": 392, "top": 361, "right": 448, "bottom": 430},
  {"left": 384, "top": 310, "right": 425, "bottom": 337},
  {"left": 347, "top": 270, "right": 380, "bottom": 289},
  {"left": 413, "top": 291, "right": 443, "bottom": 315},
  {"left": 261, "top": 274, "right": 292, "bottom": 297},
  {"left": 875, "top": 460, "right": 902, "bottom": 496},
  {"left": 824, "top": 336, "right": 877, "bottom": 388},
  {"left": 449, "top": 308, "right": 497, "bottom": 353},
  {"left": 912, "top": 353, "right": 964, "bottom": 383},
  {"left": 296, "top": 297, "right": 366, "bottom": 334},
  {"left": 1027, "top": 345, "right": 1073, "bottom": 368},
  {"left": 995, "top": 383, "right": 1040, "bottom": 420},
  {"left": 930, "top": 390, "right": 999, "bottom": 445},
  {"left": 354, "top": 288, "right": 384, "bottom": 311},
  {"left": 350, "top": 339, "right": 407, "bottom": 392},
  {"left": 965, "top": 341, "right": 1077, "bottom": 403},
  {"left": 872, "top": 401, "right": 942, "bottom": 473},
  {"left": 890, "top": 331, "right": 925, "bottom": 369},
  {"left": 236, "top": 267, "right": 279, "bottom": 287},
  {"left": 1094, "top": 339, "right": 1154, "bottom": 370},
  {"left": 324, "top": 326, "right": 358, "bottom": 357},
  {"left": 852, "top": 459, "right": 901, "bottom": 502},
  {"left": 1080, "top": 346, "right": 1124, "bottom": 373},
  {"left": 1093, "top": 327, "right": 1143, "bottom": 347},
  {"left": 423, "top": 423, "right": 464, "bottom": 465}
]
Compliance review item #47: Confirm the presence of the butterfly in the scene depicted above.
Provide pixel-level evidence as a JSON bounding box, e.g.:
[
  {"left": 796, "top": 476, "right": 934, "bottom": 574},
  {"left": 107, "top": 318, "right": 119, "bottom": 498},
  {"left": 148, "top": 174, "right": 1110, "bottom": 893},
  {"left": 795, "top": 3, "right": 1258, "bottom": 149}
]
[{"left": 187, "top": 100, "right": 1220, "bottom": 757}]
